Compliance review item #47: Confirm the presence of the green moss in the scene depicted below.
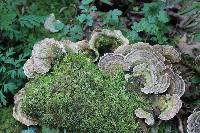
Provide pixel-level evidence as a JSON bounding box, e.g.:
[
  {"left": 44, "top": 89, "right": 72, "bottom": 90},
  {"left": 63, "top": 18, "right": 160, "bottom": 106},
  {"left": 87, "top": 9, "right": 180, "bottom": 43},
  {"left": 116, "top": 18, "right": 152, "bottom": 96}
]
[
  {"left": 94, "top": 35, "right": 123, "bottom": 60},
  {"left": 0, "top": 107, "right": 24, "bottom": 133},
  {"left": 21, "top": 53, "right": 149, "bottom": 132}
]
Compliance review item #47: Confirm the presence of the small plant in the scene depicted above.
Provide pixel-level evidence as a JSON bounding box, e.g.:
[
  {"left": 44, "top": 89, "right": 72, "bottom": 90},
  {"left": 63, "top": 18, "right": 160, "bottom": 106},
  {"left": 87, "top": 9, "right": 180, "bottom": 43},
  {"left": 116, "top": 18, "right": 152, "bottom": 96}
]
[
  {"left": 129, "top": 1, "right": 170, "bottom": 44},
  {"left": 104, "top": 9, "right": 123, "bottom": 28},
  {"left": 77, "top": 0, "right": 97, "bottom": 26},
  {"left": 0, "top": 47, "right": 30, "bottom": 107},
  {"left": 0, "top": 106, "right": 24, "bottom": 132},
  {"left": 0, "top": 0, "right": 46, "bottom": 107}
]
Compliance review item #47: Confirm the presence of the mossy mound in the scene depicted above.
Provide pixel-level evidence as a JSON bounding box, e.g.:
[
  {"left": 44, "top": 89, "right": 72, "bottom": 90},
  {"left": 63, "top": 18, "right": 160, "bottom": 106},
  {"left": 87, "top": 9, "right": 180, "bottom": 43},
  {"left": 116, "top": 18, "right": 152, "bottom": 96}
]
[
  {"left": 21, "top": 53, "right": 149, "bottom": 132},
  {"left": 95, "top": 35, "right": 123, "bottom": 54},
  {"left": 0, "top": 107, "right": 24, "bottom": 133}
]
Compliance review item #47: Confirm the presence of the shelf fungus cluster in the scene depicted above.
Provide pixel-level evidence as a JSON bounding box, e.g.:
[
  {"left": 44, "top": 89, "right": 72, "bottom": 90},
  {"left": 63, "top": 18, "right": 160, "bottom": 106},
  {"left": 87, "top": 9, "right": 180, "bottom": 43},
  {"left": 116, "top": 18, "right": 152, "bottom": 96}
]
[
  {"left": 187, "top": 111, "right": 200, "bottom": 133},
  {"left": 98, "top": 41, "right": 185, "bottom": 124},
  {"left": 23, "top": 38, "right": 88, "bottom": 78},
  {"left": 17, "top": 29, "right": 186, "bottom": 127}
]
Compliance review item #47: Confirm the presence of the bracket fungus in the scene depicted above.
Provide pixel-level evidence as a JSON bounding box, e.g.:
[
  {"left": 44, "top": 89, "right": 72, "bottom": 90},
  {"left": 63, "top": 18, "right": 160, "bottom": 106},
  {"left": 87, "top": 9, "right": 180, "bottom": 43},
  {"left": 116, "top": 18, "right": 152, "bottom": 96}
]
[
  {"left": 61, "top": 40, "right": 89, "bottom": 53},
  {"left": 156, "top": 94, "right": 182, "bottom": 120},
  {"left": 23, "top": 58, "right": 35, "bottom": 78},
  {"left": 19, "top": 29, "right": 186, "bottom": 129},
  {"left": 13, "top": 88, "right": 38, "bottom": 126},
  {"left": 166, "top": 68, "right": 185, "bottom": 97},
  {"left": 23, "top": 38, "right": 66, "bottom": 78},
  {"left": 116, "top": 43, "right": 170, "bottom": 94},
  {"left": 153, "top": 44, "right": 181, "bottom": 63},
  {"left": 187, "top": 111, "right": 200, "bottom": 133},
  {"left": 135, "top": 108, "right": 155, "bottom": 126},
  {"left": 195, "top": 55, "right": 200, "bottom": 64},
  {"left": 129, "top": 63, "right": 170, "bottom": 94},
  {"left": 98, "top": 53, "right": 129, "bottom": 73}
]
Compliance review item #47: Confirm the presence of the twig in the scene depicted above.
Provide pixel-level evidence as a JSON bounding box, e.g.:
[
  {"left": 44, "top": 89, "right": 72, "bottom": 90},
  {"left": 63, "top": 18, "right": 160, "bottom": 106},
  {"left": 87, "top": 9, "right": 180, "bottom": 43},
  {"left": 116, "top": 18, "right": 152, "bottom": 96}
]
[{"left": 177, "top": 114, "right": 184, "bottom": 133}]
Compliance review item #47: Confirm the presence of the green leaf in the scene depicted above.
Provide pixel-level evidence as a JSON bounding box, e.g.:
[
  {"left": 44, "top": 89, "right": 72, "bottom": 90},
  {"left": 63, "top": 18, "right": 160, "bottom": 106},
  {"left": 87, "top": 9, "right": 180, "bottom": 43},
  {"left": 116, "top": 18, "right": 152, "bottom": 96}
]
[
  {"left": 69, "top": 25, "right": 84, "bottom": 42},
  {"left": 53, "top": 21, "right": 64, "bottom": 31},
  {"left": 77, "top": 14, "right": 93, "bottom": 26},
  {"left": 77, "top": 14, "right": 87, "bottom": 23},
  {"left": 0, "top": 10, "right": 17, "bottom": 29},
  {"left": 105, "top": 9, "right": 122, "bottom": 24},
  {"left": 89, "top": 6, "right": 97, "bottom": 12},
  {"left": 3, "top": 83, "right": 17, "bottom": 94},
  {"left": 195, "top": 32, "right": 200, "bottom": 42},
  {"left": 0, "top": 66, "right": 6, "bottom": 73},
  {"left": 19, "top": 15, "right": 45, "bottom": 28},
  {"left": 158, "top": 10, "right": 169, "bottom": 23},
  {"left": 21, "top": 127, "right": 37, "bottom": 133},
  {"left": 128, "top": 30, "right": 141, "bottom": 42},
  {"left": 17, "top": 68, "right": 25, "bottom": 78},
  {"left": 0, "top": 92, "right": 7, "bottom": 106},
  {"left": 82, "top": 0, "right": 94, "bottom": 5},
  {"left": 7, "top": 70, "right": 17, "bottom": 78},
  {"left": 5, "top": 48, "right": 15, "bottom": 57},
  {"left": 191, "top": 74, "right": 200, "bottom": 84},
  {"left": 100, "top": 0, "right": 113, "bottom": 5}
]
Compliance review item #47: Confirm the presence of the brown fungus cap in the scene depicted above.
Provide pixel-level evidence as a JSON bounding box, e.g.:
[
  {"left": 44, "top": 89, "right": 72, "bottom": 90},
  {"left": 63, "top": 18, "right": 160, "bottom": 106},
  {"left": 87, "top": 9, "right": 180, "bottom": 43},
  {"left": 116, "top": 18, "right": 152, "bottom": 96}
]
[
  {"left": 156, "top": 94, "right": 182, "bottom": 120},
  {"left": 153, "top": 45, "right": 181, "bottom": 63},
  {"left": 23, "top": 38, "right": 67, "bottom": 78},
  {"left": 124, "top": 43, "right": 166, "bottom": 73},
  {"left": 98, "top": 53, "right": 129, "bottom": 73},
  {"left": 166, "top": 68, "right": 185, "bottom": 97},
  {"left": 187, "top": 111, "right": 200, "bottom": 133},
  {"left": 129, "top": 63, "right": 170, "bottom": 94},
  {"left": 135, "top": 108, "right": 155, "bottom": 126},
  {"left": 13, "top": 88, "right": 38, "bottom": 126}
]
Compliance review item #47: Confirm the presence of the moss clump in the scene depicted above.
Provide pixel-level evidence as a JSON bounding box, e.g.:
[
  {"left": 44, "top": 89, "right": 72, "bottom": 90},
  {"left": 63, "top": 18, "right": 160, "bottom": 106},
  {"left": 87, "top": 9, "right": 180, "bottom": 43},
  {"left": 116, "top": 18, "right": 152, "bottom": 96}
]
[
  {"left": 21, "top": 53, "right": 149, "bottom": 132},
  {"left": 95, "top": 35, "right": 123, "bottom": 58},
  {"left": 0, "top": 106, "right": 24, "bottom": 133}
]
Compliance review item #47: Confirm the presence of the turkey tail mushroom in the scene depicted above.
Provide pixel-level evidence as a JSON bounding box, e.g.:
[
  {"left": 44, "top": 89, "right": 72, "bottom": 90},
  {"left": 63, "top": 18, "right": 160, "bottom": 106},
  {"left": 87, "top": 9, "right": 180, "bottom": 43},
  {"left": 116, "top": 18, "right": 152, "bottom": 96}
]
[
  {"left": 187, "top": 111, "right": 200, "bottom": 133},
  {"left": 98, "top": 53, "right": 129, "bottom": 73},
  {"left": 135, "top": 108, "right": 155, "bottom": 126},
  {"left": 156, "top": 94, "right": 182, "bottom": 121},
  {"left": 23, "top": 38, "right": 66, "bottom": 78},
  {"left": 13, "top": 88, "right": 38, "bottom": 126}
]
